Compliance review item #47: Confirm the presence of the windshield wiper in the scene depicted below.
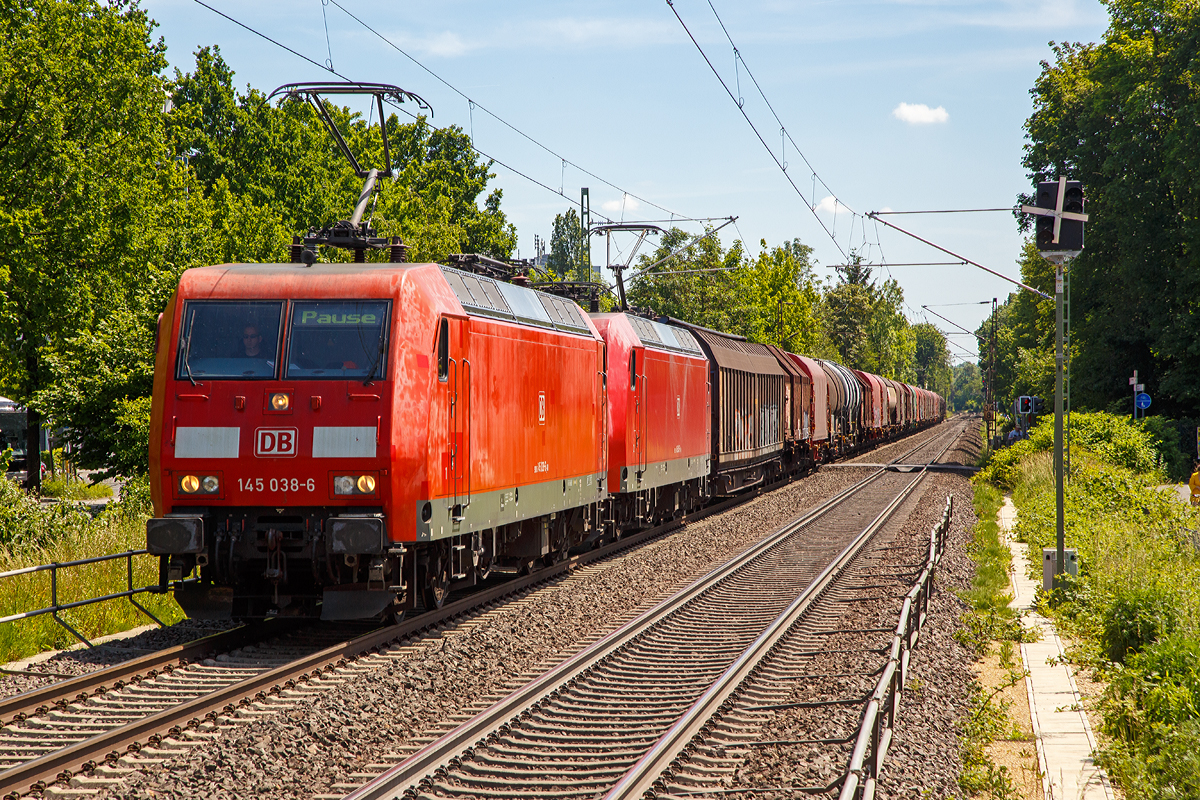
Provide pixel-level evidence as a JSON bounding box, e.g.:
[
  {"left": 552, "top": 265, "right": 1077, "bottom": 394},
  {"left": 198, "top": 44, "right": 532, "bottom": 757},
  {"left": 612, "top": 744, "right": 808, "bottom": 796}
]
[
  {"left": 362, "top": 336, "right": 385, "bottom": 386},
  {"left": 182, "top": 314, "right": 198, "bottom": 386}
]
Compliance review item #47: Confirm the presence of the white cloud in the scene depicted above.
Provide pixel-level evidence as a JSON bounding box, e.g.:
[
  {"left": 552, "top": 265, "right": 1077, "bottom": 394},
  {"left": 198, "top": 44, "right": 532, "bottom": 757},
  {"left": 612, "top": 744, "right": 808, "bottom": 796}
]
[
  {"left": 814, "top": 196, "right": 852, "bottom": 216},
  {"left": 601, "top": 196, "right": 641, "bottom": 213},
  {"left": 892, "top": 102, "right": 949, "bottom": 124}
]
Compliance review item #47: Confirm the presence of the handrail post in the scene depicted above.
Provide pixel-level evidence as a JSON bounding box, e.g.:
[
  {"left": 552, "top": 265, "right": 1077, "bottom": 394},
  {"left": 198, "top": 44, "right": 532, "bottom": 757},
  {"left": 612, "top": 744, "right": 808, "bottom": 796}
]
[
  {"left": 127, "top": 551, "right": 166, "bottom": 628},
  {"left": 50, "top": 563, "right": 92, "bottom": 648}
]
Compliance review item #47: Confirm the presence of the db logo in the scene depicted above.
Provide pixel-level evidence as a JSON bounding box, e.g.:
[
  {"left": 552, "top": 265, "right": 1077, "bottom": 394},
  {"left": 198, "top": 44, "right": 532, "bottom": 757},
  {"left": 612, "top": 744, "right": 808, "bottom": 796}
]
[{"left": 255, "top": 428, "right": 298, "bottom": 457}]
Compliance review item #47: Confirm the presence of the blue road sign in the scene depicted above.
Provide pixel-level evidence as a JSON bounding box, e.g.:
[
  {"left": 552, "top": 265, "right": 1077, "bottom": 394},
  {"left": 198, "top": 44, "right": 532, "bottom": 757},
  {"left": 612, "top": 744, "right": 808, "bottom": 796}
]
[{"left": 1135, "top": 392, "right": 1152, "bottom": 410}]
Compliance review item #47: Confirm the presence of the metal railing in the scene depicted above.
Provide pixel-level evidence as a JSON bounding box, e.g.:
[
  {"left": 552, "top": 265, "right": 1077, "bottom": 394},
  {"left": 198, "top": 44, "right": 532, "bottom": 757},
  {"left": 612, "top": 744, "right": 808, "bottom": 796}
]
[
  {"left": 839, "top": 494, "right": 953, "bottom": 800},
  {"left": 0, "top": 550, "right": 179, "bottom": 647}
]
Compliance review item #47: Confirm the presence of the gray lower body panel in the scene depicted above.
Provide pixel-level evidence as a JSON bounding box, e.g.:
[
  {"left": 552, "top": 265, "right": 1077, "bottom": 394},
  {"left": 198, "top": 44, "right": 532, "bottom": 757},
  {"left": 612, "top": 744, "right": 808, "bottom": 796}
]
[{"left": 417, "top": 471, "right": 607, "bottom": 542}]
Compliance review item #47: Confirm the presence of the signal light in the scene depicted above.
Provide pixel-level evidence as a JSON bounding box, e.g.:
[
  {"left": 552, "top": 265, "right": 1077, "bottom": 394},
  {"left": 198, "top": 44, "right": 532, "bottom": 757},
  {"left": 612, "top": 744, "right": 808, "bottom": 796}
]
[
  {"left": 357, "top": 474, "right": 376, "bottom": 494},
  {"left": 270, "top": 392, "right": 290, "bottom": 411},
  {"left": 180, "top": 475, "right": 200, "bottom": 493},
  {"left": 1032, "top": 396, "right": 1045, "bottom": 415},
  {"left": 1017, "top": 396, "right": 1032, "bottom": 415}
]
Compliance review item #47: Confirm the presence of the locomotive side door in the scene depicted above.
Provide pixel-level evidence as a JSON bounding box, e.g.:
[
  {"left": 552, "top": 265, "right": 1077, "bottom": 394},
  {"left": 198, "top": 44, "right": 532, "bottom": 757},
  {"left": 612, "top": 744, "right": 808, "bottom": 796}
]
[
  {"left": 438, "top": 316, "right": 471, "bottom": 520},
  {"left": 630, "top": 345, "right": 646, "bottom": 484}
]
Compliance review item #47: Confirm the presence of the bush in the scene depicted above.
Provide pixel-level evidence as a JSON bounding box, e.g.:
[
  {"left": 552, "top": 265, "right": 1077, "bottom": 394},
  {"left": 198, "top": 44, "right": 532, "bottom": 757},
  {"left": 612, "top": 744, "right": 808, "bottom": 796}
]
[
  {"left": 1100, "top": 583, "right": 1178, "bottom": 663},
  {"left": 0, "top": 474, "right": 182, "bottom": 661}
]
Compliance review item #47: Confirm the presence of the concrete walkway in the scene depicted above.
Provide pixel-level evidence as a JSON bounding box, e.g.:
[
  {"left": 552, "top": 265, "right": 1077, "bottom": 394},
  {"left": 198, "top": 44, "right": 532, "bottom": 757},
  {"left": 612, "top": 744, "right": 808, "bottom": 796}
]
[{"left": 999, "top": 498, "right": 1115, "bottom": 800}]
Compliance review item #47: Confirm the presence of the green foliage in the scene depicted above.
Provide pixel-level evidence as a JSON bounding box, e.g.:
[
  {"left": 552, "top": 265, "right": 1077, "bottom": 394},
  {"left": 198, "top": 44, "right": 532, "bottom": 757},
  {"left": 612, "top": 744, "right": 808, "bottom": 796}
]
[
  {"left": 1101, "top": 584, "right": 1178, "bottom": 663},
  {"left": 974, "top": 241, "right": 1059, "bottom": 409},
  {"left": 624, "top": 233, "right": 944, "bottom": 382},
  {"left": 0, "top": 476, "right": 182, "bottom": 662},
  {"left": 953, "top": 361, "right": 984, "bottom": 412},
  {"left": 0, "top": 0, "right": 171, "bottom": 440},
  {"left": 978, "top": 411, "right": 1165, "bottom": 489},
  {"left": 959, "top": 674, "right": 1025, "bottom": 799},
  {"left": 989, "top": 407, "right": 1200, "bottom": 799},
  {"left": 2, "top": 22, "right": 518, "bottom": 479},
  {"left": 40, "top": 477, "right": 113, "bottom": 501},
  {"left": 546, "top": 208, "right": 585, "bottom": 281},
  {"left": 1022, "top": 0, "right": 1200, "bottom": 417}
]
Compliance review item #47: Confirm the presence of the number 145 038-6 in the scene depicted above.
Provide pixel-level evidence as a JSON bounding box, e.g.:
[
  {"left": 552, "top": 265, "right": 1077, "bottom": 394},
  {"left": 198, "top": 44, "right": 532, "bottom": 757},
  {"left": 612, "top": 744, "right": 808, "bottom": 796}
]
[{"left": 238, "top": 477, "right": 316, "bottom": 492}]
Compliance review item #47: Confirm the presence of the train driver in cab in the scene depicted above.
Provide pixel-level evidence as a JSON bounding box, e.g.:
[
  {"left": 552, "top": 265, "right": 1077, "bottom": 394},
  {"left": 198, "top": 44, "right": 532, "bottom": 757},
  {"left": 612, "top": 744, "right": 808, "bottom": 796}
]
[{"left": 242, "top": 325, "right": 265, "bottom": 358}]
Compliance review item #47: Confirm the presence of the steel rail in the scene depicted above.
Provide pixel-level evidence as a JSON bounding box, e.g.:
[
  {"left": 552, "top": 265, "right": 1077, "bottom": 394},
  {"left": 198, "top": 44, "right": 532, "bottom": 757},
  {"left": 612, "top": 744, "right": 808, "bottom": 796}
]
[
  {"left": 0, "top": 620, "right": 297, "bottom": 725},
  {"left": 340, "top": 424, "right": 963, "bottom": 800},
  {"left": 0, "top": 454, "right": 798, "bottom": 799},
  {"left": 0, "top": 420, "right": 949, "bottom": 799},
  {"left": 839, "top": 496, "right": 953, "bottom": 800},
  {"left": 600, "top": 427, "right": 962, "bottom": 799}
]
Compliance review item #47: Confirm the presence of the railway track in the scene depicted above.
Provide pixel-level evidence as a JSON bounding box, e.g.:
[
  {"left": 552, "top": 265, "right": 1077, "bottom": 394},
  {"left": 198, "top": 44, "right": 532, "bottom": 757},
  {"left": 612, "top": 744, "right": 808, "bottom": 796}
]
[
  {"left": 0, "top": 421, "right": 957, "bottom": 799},
  {"left": 334, "top": 421, "right": 967, "bottom": 800}
]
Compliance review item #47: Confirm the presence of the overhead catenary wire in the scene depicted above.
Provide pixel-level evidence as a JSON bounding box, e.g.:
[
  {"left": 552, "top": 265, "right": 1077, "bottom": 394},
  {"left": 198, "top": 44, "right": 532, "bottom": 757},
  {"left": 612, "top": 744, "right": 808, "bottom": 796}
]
[
  {"left": 699, "top": 0, "right": 888, "bottom": 265},
  {"left": 190, "top": 0, "right": 703, "bottom": 231},
  {"left": 665, "top": 0, "right": 849, "bottom": 262},
  {"left": 327, "top": 0, "right": 689, "bottom": 223},
  {"left": 867, "top": 212, "right": 1051, "bottom": 300},
  {"left": 627, "top": 217, "right": 738, "bottom": 280}
]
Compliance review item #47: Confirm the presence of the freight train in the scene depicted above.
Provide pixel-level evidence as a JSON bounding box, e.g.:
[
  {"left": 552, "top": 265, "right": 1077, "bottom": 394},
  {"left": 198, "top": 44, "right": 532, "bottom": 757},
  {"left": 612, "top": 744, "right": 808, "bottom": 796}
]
[
  {"left": 145, "top": 256, "right": 944, "bottom": 620},
  {"left": 144, "top": 82, "right": 945, "bottom": 621}
]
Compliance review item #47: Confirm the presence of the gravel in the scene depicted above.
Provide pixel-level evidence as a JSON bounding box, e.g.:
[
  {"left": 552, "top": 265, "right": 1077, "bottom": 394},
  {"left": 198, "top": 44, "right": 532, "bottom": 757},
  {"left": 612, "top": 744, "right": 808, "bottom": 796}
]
[
  {"left": 80, "top": 422, "right": 975, "bottom": 800},
  {"left": 698, "top": 464, "right": 979, "bottom": 800},
  {"left": 0, "top": 619, "right": 237, "bottom": 699}
]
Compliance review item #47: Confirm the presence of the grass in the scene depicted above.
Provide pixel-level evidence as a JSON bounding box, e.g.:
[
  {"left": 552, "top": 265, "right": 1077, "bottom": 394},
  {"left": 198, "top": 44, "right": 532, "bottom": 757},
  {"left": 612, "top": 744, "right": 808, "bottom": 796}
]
[
  {"left": 957, "top": 477, "right": 1035, "bottom": 798},
  {"left": 40, "top": 475, "right": 113, "bottom": 501},
  {"left": 982, "top": 411, "right": 1200, "bottom": 800},
  {"left": 0, "top": 476, "right": 183, "bottom": 663}
]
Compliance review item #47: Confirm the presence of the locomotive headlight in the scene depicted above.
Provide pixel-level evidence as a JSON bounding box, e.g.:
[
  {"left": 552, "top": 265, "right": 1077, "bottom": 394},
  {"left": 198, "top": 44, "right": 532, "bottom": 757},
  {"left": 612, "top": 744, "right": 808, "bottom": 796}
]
[
  {"left": 180, "top": 475, "right": 200, "bottom": 493},
  {"left": 334, "top": 476, "right": 355, "bottom": 495},
  {"left": 270, "top": 392, "right": 290, "bottom": 411},
  {"left": 202, "top": 475, "right": 219, "bottom": 493},
  {"left": 357, "top": 474, "right": 376, "bottom": 494}
]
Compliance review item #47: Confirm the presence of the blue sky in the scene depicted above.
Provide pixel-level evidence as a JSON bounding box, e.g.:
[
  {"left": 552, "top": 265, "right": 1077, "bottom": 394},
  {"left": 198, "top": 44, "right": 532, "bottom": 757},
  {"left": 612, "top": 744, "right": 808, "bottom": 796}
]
[{"left": 144, "top": 0, "right": 1110, "bottom": 361}]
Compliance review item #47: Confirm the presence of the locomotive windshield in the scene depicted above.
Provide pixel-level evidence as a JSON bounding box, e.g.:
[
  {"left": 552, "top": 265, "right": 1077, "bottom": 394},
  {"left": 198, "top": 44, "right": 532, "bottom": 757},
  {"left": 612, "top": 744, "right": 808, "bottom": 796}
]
[
  {"left": 286, "top": 300, "right": 390, "bottom": 380},
  {"left": 176, "top": 301, "right": 283, "bottom": 381}
]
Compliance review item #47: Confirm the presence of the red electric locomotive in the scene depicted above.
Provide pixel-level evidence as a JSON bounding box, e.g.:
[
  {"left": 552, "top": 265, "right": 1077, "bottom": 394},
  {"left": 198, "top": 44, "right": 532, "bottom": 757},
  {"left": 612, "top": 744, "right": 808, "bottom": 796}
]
[
  {"left": 146, "top": 260, "right": 608, "bottom": 620},
  {"left": 591, "top": 313, "right": 711, "bottom": 531}
]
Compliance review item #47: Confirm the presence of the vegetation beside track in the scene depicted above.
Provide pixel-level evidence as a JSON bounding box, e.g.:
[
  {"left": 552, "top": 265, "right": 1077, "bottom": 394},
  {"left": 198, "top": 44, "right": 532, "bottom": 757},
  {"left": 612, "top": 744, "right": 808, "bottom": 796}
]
[
  {"left": 974, "top": 411, "right": 1200, "bottom": 799},
  {"left": 0, "top": 477, "right": 181, "bottom": 664},
  {"left": 957, "top": 479, "right": 1032, "bottom": 798}
]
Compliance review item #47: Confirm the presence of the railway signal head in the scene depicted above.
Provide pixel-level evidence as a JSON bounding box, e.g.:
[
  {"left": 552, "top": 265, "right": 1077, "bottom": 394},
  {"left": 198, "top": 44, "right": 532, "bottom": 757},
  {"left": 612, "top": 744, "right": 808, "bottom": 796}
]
[
  {"left": 1032, "top": 396, "right": 1045, "bottom": 415},
  {"left": 1022, "top": 178, "right": 1087, "bottom": 254},
  {"left": 1017, "top": 395, "right": 1032, "bottom": 415}
]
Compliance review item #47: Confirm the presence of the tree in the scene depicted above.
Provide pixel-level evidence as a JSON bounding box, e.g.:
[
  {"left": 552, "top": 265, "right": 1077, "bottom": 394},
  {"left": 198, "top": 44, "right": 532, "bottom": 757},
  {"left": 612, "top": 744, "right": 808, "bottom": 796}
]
[
  {"left": 545, "top": 208, "right": 585, "bottom": 280},
  {"left": 951, "top": 362, "right": 983, "bottom": 412},
  {"left": 746, "top": 239, "right": 826, "bottom": 354},
  {"left": 974, "top": 241, "right": 1061, "bottom": 411},
  {"left": 1022, "top": 0, "right": 1200, "bottom": 416},
  {"left": 912, "top": 322, "right": 951, "bottom": 394},
  {"left": 822, "top": 256, "right": 916, "bottom": 378},
  {"left": 627, "top": 227, "right": 759, "bottom": 338},
  {"left": 0, "top": 0, "right": 171, "bottom": 491},
  {"left": 167, "top": 48, "right": 516, "bottom": 262}
]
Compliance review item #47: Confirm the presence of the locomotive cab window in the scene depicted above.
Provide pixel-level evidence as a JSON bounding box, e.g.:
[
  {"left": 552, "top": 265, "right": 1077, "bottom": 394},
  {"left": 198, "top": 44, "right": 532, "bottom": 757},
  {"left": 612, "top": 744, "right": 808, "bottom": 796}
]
[
  {"left": 286, "top": 300, "right": 390, "bottom": 380},
  {"left": 176, "top": 301, "right": 283, "bottom": 381},
  {"left": 437, "top": 319, "right": 449, "bottom": 381},
  {"left": 630, "top": 350, "right": 638, "bottom": 389}
]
